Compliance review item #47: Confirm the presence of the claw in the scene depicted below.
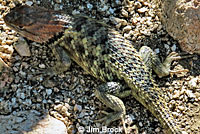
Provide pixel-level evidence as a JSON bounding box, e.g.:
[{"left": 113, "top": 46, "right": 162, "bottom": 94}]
[
  {"left": 100, "top": 110, "right": 110, "bottom": 115},
  {"left": 121, "top": 116, "right": 128, "bottom": 134},
  {"left": 169, "top": 69, "right": 189, "bottom": 77},
  {"left": 165, "top": 52, "right": 181, "bottom": 63},
  {"left": 94, "top": 116, "right": 108, "bottom": 124},
  {"left": 166, "top": 52, "right": 194, "bottom": 61}
]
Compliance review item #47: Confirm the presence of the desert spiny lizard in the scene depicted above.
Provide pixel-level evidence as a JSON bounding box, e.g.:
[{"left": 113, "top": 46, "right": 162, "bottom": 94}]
[{"left": 3, "top": 5, "right": 186, "bottom": 134}]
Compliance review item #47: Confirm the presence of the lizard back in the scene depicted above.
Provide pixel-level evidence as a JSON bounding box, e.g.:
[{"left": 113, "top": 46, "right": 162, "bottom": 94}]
[{"left": 57, "top": 16, "right": 179, "bottom": 133}]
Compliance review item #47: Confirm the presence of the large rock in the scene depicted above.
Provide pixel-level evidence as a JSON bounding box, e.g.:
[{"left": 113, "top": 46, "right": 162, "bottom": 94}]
[
  {"left": 0, "top": 110, "right": 68, "bottom": 134},
  {"left": 161, "top": 0, "right": 200, "bottom": 54}
]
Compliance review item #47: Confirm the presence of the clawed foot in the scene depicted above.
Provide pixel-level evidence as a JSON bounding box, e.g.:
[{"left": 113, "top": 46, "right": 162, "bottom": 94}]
[
  {"left": 139, "top": 46, "right": 193, "bottom": 78},
  {"left": 157, "top": 52, "right": 193, "bottom": 78},
  {"left": 31, "top": 58, "right": 71, "bottom": 82},
  {"left": 30, "top": 65, "right": 69, "bottom": 88},
  {"left": 165, "top": 52, "right": 193, "bottom": 77},
  {"left": 94, "top": 110, "right": 115, "bottom": 125},
  {"left": 94, "top": 110, "right": 128, "bottom": 134},
  {"left": 31, "top": 44, "right": 71, "bottom": 79}
]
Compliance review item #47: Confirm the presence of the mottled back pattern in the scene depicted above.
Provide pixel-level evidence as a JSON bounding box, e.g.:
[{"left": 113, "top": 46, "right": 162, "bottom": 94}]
[{"left": 54, "top": 15, "right": 179, "bottom": 134}]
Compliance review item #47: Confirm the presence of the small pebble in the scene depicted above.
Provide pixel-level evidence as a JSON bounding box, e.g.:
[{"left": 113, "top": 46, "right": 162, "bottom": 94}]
[
  {"left": 101, "top": 5, "right": 108, "bottom": 12},
  {"left": 87, "top": 3, "right": 93, "bottom": 10},
  {"left": 171, "top": 44, "right": 177, "bottom": 51},
  {"left": 121, "top": 9, "right": 128, "bottom": 17},
  {"left": 135, "top": 1, "right": 142, "bottom": 8},
  {"left": 178, "top": 105, "right": 185, "bottom": 111},
  {"left": 155, "top": 48, "right": 160, "bottom": 54},
  {"left": 185, "top": 90, "right": 196, "bottom": 98},
  {"left": 46, "top": 89, "right": 52, "bottom": 95},
  {"left": 155, "top": 127, "right": 161, "bottom": 132},
  {"left": 137, "top": 7, "right": 148, "bottom": 13},
  {"left": 25, "top": 1, "right": 33, "bottom": 6},
  {"left": 123, "top": 25, "right": 132, "bottom": 32},
  {"left": 39, "top": 64, "right": 46, "bottom": 69},
  {"left": 74, "top": 104, "right": 82, "bottom": 112},
  {"left": 188, "top": 78, "right": 198, "bottom": 89},
  {"left": 139, "top": 122, "right": 143, "bottom": 127},
  {"left": 14, "top": 37, "right": 31, "bottom": 57},
  {"left": 164, "top": 44, "right": 170, "bottom": 49},
  {"left": 109, "top": 7, "right": 114, "bottom": 14}
]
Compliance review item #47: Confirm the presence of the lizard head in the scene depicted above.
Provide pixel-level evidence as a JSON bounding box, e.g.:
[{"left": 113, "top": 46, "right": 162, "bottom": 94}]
[{"left": 3, "top": 5, "right": 69, "bottom": 43}]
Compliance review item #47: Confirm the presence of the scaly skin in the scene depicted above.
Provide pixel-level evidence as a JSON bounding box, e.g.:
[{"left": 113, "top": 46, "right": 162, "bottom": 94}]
[{"left": 4, "top": 5, "right": 182, "bottom": 134}]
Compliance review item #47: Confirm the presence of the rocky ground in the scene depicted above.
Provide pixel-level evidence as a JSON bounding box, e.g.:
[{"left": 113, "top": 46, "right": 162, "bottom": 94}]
[{"left": 0, "top": 0, "right": 200, "bottom": 134}]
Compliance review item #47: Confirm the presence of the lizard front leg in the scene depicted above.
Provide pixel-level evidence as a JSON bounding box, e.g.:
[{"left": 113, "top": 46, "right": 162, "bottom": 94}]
[
  {"left": 139, "top": 46, "right": 189, "bottom": 78},
  {"left": 40, "top": 44, "right": 71, "bottom": 78},
  {"left": 51, "top": 44, "right": 71, "bottom": 74},
  {"left": 39, "top": 44, "right": 71, "bottom": 87},
  {"left": 94, "top": 82, "right": 131, "bottom": 134}
]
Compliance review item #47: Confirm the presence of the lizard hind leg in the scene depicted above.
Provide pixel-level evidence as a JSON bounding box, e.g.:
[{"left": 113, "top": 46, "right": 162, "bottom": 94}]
[
  {"left": 139, "top": 46, "right": 190, "bottom": 78},
  {"left": 94, "top": 82, "right": 131, "bottom": 134}
]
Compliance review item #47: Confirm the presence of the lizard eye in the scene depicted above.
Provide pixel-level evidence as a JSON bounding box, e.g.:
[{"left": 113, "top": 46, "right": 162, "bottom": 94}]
[{"left": 19, "top": 26, "right": 24, "bottom": 29}]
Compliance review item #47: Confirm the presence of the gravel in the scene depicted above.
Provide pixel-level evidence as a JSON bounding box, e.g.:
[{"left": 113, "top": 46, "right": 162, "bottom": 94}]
[{"left": 0, "top": 0, "right": 200, "bottom": 134}]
